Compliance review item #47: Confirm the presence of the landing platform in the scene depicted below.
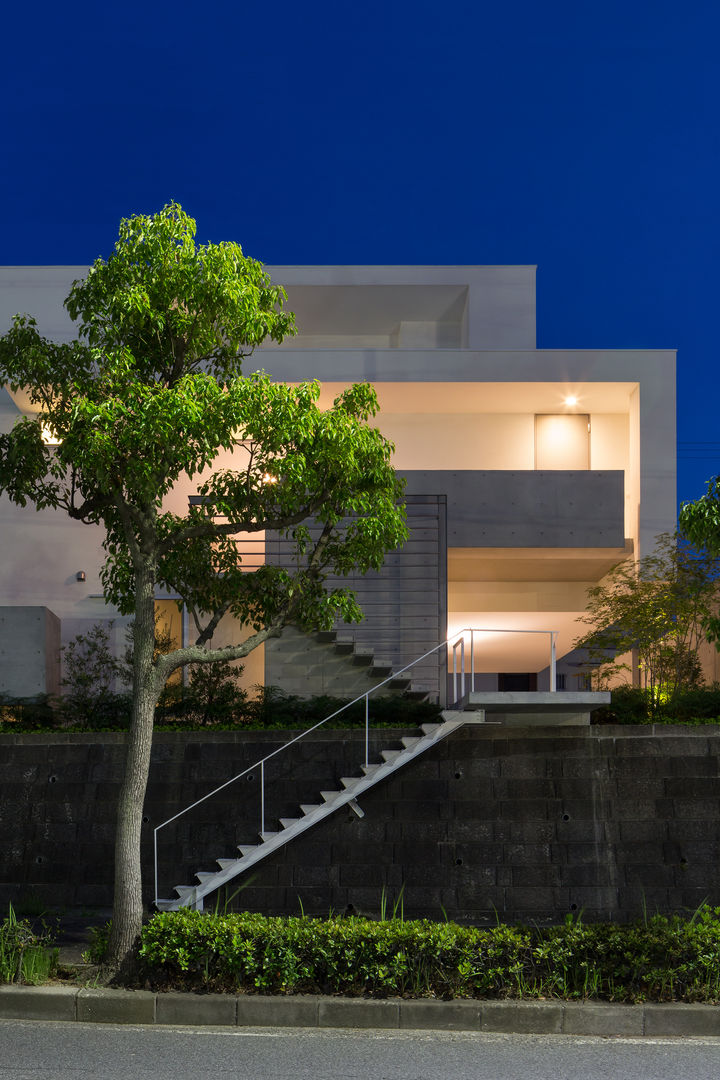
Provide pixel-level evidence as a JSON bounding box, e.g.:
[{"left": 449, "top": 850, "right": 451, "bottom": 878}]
[{"left": 464, "top": 691, "right": 610, "bottom": 727}]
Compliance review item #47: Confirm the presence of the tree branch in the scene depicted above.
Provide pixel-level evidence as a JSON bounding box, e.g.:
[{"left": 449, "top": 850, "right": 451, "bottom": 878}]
[
  {"left": 153, "top": 620, "right": 284, "bottom": 684},
  {"left": 194, "top": 601, "right": 231, "bottom": 647},
  {"left": 157, "top": 498, "right": 331, "bottom": 555}
]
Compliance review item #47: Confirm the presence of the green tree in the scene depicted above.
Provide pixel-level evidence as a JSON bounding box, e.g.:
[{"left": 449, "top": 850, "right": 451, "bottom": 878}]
[
  {"left": 574, "top": 533, "right": 719, "bottom": 706},
  {"left": 0, "top": 203, "right": 407, "bottom": 977},
  {"left": 680, "top": 477, "right": 720, "bottom": 643}
]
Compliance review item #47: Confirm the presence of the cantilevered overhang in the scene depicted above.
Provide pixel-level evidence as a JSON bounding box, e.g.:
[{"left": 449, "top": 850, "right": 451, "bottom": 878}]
[{"left": 449, "top": 542, "right": 633, "bottom": 584}]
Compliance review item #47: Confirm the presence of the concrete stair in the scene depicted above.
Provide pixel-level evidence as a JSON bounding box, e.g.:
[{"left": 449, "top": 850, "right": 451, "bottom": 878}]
[
  {"left": 155, "top": 710, "right": 484, "bottom": 912},
  {"left": 263, "top": 626, "right": 430, "bottom": 700}
]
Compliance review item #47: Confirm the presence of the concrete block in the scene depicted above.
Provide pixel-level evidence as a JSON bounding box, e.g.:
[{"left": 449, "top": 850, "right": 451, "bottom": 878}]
[
  {"left": 562, "top": 1002, "right": 643, "bottom": 1035},
  {"left": 76, "top": 988, "right": 156, "bottom": 1025},
  {"left": 480, "top": 1000, "right": 564, "bottom": 1033},
  {"left": 237, "top": 994, "right": 319, "bottom": 1027},
  {"left": 399, "top": 999, "right": 483, "bottom": 1030},
  {"left": 643, "top": 1003, "right": 720, "bottom": 1036},
  {"left": 494, "top": 778, "right": 556, "bottom": 800},
  {"left": 0, "top": 984, "right": 78, "bottom": 1020},
  {"left": 156, "top": 992, "right": 236, "bottom": 1026},
  {"left": 318, "top": 997, "right": 400, "bottom": 1028},
  {"left": 512, "top": 866, "right": 562, "bottom": 887}
]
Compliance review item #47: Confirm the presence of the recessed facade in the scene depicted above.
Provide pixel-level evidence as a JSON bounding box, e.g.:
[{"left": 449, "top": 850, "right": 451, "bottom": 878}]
[{"left": 0, "top": 265, "right": 676, "bottom": 699}]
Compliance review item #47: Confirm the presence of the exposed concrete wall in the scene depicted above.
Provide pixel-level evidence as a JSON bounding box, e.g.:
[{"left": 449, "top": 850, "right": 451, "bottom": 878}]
[
  {"left": 2, "top": 725, "right": 718, "bottom": 925},
  {"left": 0, "top": 607, "right": 61, "bottom": 697},
  {"left": 402, "top": 470, "right": 625, "bottom": 548}
]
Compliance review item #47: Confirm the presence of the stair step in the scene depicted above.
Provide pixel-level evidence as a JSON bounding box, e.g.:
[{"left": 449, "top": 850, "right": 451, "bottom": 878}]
[
  {"left": 217, "top": 859, "right": 242, "bottom": 871},
  {"left": 400, "top": 736, "right": 422, "bottom": 749},
  {"left": 352, "top": 650, "right": 374, "bottom": 666},
  {"left": 300, "top": 804, "right": 323, "bottom": 816},
  {"left": 174, "top": 885, "right": 195, "bottom": 898},
  {"left": 320, "top": 790, "right": 342, "bottom": 803},
  {"left": 196, "top": 871, "right": 215, "bottom": 883},
  {"left": 340, "top": 776, "right": 361, "bottom": 790},
  {"left": 334, "top": 637, "right": 354, "bottom": 654},
  {"left": 381, "top": 749, "right": 402, "bottom": 763},
  {"left": 360, "top": 763, "right": 381, "bottom": 777},
  {"left": 370, "top": 659, "right": 393, "bottom": 676},
  {"left": 259, "top": 831, "right": 278, "bottom": 842},
  {"left": 280, "top": 817, "right": 299, "bottom": 830},
  {"left": 421, "top": 723, "right": 442, "bottom": 735},
  {"left": 238, "top": 845, "right": 258, "bottom": 857},
  {"left": 316, "top": 630, "right": 337, "bottom": 643}
]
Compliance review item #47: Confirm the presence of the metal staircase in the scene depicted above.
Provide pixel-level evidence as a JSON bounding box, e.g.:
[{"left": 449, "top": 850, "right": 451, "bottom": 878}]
[
  {"left": 153, "top": 626, "right": 570, "bottom": 911},
  {"left": 155, "top": 709, "right": 481, "bottom": 911}
]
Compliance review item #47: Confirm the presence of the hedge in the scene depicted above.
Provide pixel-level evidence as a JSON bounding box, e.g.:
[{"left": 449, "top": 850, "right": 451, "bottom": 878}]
[{"left": 123, "top": 907, "right": 720, "bottom": 1002}]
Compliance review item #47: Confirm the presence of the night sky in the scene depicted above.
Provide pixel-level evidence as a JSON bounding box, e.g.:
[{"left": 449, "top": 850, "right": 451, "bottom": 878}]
[{"left": 2, "top": 1, "right": 717, "bottom": 507}]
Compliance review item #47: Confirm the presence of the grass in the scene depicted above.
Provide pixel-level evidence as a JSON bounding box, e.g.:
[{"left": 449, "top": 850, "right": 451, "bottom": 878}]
[{"left": 0, "top": 903, "right": 58, "bottom": 985}]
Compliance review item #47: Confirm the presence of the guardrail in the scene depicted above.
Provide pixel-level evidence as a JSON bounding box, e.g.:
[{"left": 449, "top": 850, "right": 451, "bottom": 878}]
[{"left": 153, "top": 626, "right": 558, "bottom": 905}]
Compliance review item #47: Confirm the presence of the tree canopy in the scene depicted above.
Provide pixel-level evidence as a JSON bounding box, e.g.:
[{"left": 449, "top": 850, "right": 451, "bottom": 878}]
[
  {"left": 574, "top": 532, "right": 720, "bottom": 701},
  {"left": 0, "top": 202, "right": 407, "bottom": 975}
]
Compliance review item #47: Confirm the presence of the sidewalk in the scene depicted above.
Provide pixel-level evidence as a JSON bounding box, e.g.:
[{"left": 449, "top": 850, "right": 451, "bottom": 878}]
[{"left": 1, "top": 984, "right": 719, "bottom": 1036}]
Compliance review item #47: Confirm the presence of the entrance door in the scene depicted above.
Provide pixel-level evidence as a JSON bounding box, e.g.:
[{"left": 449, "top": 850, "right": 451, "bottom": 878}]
[{"left": 535, "top": 414, "right": 590, "bottom": 470}]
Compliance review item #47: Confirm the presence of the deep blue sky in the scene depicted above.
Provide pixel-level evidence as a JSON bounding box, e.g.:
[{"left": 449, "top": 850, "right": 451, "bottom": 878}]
[{"left": 2, "top": 1, "right": 717, "bottom": 508}]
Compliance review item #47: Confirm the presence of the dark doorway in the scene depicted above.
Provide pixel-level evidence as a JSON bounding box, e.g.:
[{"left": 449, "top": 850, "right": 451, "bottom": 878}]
[{"left": 498, "top": 672, "right": 538, "bottom": 692}]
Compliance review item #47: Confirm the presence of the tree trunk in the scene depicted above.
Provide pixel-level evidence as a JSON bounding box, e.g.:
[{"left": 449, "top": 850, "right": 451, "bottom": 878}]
[{"left": 103, "top": 562, "right": 158, "bottom": 980}]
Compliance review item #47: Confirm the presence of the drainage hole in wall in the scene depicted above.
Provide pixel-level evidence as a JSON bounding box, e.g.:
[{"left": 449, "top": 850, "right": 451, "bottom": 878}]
[
  {"left": 455, "top": 858, "right": 463, "bottom": 866},
  {"left": 570, "top": 903, "right": 578, "bottom": 911},
  {"left": 35, "top": 856, "right": 44, "bottom": 865},
  {"left": 247, "top": 773, "right": 255, "bottom": 782},
  {"left": 48, "top": 776, "right": 58, "bottom": 784},
  {"left": 454, "top": 771, "right": 462, "bottom": 780},
  {"left": 142, "top": 815, "right": 149, "bottom": 824},
  {"left": 561, "top": 812, "right": 570, "bottom": 822}
]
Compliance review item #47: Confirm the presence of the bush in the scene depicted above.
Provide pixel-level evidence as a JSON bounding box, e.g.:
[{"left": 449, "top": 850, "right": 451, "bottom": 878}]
[
  {"left": 0, "top": 694, "right": 58, "bottom": 730},
  {"left": 592, "top": 684, "right": 720, "bottom": 725},
  {"left": 59, "top": 623, "right": 131, "bottom": 729},
  {"left": 0, "top": 904, "right": 57, "bottom": 985},
  {"left": 135, "top": 906, "right": 720, "bottom": 1002}
]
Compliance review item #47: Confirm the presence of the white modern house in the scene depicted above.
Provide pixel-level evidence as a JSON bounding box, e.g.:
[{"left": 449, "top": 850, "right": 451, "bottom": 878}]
[{"left": 0, "top": 265, "right": 677, "bottom": 703}]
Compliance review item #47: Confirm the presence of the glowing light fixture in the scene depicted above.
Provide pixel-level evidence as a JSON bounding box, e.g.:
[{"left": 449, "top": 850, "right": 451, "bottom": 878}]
[
  {"left": 563, "top": 395, "right": 578, "bottom": 407},
  {"left": 41, "top": 425, "right": 61, "bottom": 446}
]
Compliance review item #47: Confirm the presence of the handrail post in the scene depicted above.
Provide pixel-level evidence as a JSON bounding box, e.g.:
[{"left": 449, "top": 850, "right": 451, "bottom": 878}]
[
  {"left": 460, "top": 635, "right": 466, "bottom": 701},
  {"left": 550, "top": 631, "right": 556, "bottom": 692},
  {"left": 452, "top": 641, "right": 458, "bottom": 704},
  {"left": 260, "top": 760, "right": 265, "bottom": 835},
  {"left": 470, "top": 629, "right": 475, "bottom": 694},
  {"left": 365, "top": 693, "right": 369, "bottom": 769},
  {"left": 154, "top": 828, "right": 158, "bottom": 907}
]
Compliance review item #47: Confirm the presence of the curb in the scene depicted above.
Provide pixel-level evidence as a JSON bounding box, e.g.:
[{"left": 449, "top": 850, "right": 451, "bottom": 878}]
[{"left": 1, "top": 987, "right": 719, "bottom": 1036}]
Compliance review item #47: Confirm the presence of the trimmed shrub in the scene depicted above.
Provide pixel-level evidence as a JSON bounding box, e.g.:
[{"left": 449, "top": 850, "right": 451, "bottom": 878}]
[{"left": 134, "top": 906, "right": 720, "bottom": 1002}]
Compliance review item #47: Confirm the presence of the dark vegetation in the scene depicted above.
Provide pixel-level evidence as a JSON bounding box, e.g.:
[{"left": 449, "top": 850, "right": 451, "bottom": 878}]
[
  {"left": 0, "top": 904, "right": 58, "bottom": 985},
  {"left": 80, "top": 906, "right": 720, "bottom": 1003},
  {"left": 591, "top": 684, "right": 720, "bottom": 725}
]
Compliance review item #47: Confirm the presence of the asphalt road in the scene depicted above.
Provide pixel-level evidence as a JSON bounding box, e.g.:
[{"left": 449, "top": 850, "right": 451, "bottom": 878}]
[{"left": 1, "top": 1021, "right": 720, "bottom": 1080}]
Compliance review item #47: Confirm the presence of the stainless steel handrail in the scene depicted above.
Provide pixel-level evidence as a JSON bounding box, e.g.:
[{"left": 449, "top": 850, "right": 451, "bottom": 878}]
[{"left": 153, "top": 625, "right": 558, "bottom": 903}]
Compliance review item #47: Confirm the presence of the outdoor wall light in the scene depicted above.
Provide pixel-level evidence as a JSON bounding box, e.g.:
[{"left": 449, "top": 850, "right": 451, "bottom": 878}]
[
  {"left": 563, "top": 395, "right": 578, "bottom": 407},
  {"left": 76, "top": 571, "right": 86, "bottom": 582},
  {"left": 41, "top": 424, "right": 61, "bottom": 446}
]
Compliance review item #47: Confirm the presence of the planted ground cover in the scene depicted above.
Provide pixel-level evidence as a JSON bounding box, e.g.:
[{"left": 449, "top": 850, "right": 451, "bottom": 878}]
[
  {"left": 0, "top": 687, "right": 444, "bottom": 733},
  {"left": 97, "top": 907, "right": 720, "bottom": 1003},
  {"left": 0, "top": 904, "right": 58, "bottom": 985}
]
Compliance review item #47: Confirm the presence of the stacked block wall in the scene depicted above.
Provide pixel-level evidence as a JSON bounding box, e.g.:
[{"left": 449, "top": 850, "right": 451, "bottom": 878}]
[{"left": 1, "top": 726, "right": 719, "bottom": 923}]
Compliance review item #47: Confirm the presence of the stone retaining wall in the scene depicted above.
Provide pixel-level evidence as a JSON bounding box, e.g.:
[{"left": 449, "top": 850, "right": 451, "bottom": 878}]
[{"left": 2, "top": 725, "right": 719, "bottom": 923}]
